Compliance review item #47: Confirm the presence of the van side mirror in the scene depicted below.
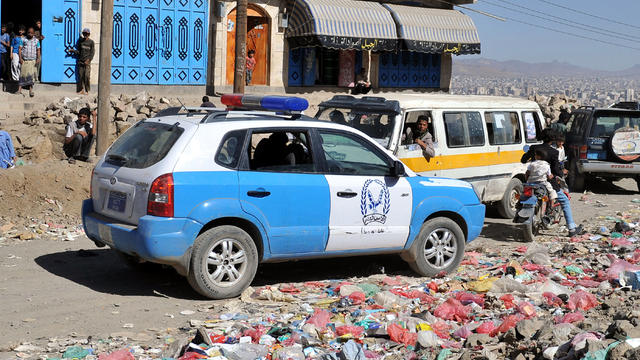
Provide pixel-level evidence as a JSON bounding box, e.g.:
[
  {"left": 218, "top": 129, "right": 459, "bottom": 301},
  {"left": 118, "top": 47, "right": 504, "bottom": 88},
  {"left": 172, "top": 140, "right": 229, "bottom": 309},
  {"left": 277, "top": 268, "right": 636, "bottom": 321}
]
[{"left": 392, "top": 160, "right": 405, "bottom": 177}]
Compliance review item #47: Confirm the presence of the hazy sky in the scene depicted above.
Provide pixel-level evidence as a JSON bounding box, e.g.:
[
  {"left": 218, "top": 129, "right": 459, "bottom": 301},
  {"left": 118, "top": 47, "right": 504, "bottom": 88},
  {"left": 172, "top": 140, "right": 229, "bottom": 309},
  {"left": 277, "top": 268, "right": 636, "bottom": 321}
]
[{"left": 463, "top": 0, "right": 640, "bottom": 71}]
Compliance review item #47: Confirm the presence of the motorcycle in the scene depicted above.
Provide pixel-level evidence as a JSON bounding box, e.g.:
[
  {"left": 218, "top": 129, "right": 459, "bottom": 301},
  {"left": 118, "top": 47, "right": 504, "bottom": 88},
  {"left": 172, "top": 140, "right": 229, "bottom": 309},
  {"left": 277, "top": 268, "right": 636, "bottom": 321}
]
[{"left": 513, "top": 182, "right": 563, "bottom": 242}]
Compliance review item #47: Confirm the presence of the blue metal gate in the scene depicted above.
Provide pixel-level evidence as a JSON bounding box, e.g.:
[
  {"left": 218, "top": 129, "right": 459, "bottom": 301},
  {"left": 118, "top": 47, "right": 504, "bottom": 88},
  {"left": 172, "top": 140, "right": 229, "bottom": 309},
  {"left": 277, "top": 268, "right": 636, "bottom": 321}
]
[
  {"left": 42, "top": 0, "right": 80, "bottom": 83},
  {"left": 112, "top": 0, "right": 207, "bottom": 85}
]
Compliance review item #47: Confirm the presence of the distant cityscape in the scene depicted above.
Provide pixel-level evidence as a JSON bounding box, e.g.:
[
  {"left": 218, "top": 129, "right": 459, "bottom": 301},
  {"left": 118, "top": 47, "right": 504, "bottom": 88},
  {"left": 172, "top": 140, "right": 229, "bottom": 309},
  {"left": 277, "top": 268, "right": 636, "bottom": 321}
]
[
  {"left": 450, "top": 58, "right": 640, "bottom": 107},
  {"left": 450, "top": 75, "right": 637, "bottom": 108}
]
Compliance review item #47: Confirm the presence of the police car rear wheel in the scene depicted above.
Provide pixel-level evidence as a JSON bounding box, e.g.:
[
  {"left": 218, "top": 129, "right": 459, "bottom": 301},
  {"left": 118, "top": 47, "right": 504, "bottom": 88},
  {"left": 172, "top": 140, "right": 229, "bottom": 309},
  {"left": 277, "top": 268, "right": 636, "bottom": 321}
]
[
  {"left": 188, "top": 226, "right": 258, "bottom": 299},
  {"left": 407, "top": 218, "right": 465, "bottom": 277}
]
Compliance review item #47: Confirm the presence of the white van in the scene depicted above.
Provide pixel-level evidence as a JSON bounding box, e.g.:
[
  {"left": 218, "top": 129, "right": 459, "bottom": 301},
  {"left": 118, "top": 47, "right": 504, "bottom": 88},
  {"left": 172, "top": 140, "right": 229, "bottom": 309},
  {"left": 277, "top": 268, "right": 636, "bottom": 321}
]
[{"left": 315, "top": 94, "right": 545, "bottom": 218}]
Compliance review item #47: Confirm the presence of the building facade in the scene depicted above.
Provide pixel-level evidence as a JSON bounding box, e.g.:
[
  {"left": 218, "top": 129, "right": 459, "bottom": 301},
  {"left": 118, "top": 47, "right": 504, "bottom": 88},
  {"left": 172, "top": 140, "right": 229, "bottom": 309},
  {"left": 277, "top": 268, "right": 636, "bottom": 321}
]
[{"left": 0, "top": 0, "right": 479, "bottom": 92}]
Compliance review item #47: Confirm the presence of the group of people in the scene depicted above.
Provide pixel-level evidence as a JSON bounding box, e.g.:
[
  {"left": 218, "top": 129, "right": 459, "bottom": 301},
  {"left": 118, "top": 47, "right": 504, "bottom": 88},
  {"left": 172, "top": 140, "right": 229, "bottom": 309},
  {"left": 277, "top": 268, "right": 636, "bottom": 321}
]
[
  {"left": 0, "top": 21, "right": 43, "bottom": 96},
  {"left": 0, "top": 22, "right": 95, "bottom": 96}
]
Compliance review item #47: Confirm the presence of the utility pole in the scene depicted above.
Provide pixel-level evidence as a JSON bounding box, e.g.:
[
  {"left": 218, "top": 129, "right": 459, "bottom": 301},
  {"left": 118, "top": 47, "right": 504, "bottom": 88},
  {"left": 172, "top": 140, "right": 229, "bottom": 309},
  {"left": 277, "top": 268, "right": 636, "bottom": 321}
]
[
  {"left": 233, "top": 0, "right": 247, "bottom": 93},
  {"left": 205, "top": 1, "right": 217, "bottom": 95},
  {"left": 96, "top": 0, "right": 114, "bottom": 155}
]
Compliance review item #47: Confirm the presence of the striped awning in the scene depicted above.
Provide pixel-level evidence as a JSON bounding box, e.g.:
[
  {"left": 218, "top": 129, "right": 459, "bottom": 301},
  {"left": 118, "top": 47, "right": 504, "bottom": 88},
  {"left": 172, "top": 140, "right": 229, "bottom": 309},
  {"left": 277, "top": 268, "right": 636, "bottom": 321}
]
[
  {"left": 383, "top": 4, "right": 481, "bottom": 55},
  {"left": 285, "top": 0, "right": 398, "bottom": 52}
]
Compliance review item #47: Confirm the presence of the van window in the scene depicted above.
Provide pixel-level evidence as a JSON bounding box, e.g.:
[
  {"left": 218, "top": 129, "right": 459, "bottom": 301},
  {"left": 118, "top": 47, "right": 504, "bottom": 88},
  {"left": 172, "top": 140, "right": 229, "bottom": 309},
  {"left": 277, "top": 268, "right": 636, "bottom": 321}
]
[
  {"left": 485, "top": 112, "right": 521, "bottom": 145},
  {"left": 443, "top": 112, "right": 484, "bottom": 148},
  {"left": 403, "top": 111, "right": 435, "bottom": 142},
  {"left": 315, "top": 107, "right": 396, "bottom": 148},
  {"left": 522, "top": 111, "right": 542, "bottom": 143},
  {"left": 569, "top": 113, "right": 587, "bottom": 136}
]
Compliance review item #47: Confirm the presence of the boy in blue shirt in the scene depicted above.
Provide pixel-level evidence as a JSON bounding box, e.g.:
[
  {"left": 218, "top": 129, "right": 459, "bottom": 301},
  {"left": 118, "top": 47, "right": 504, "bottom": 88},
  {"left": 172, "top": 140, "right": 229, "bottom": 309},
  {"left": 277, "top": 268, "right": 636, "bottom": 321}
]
[
  {"left": 10, "top": 25, "right": 25, "bottom": 83},
  {"left": 0, "top": 130, "right": 16, "bottom": 168}
]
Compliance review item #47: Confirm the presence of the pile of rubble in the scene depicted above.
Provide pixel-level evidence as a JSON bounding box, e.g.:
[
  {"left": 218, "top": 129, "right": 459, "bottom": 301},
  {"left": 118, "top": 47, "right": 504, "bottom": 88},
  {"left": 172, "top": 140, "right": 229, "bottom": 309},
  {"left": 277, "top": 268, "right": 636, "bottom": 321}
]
[
  {"left": 24, "top": 92, "right": 184, "bottom": 139},
  {"left": 7, "top": 201, "right": 640, "bottom": 360},
  {"left": 529, "top": 94, "right": 581, "bottom": 125}
]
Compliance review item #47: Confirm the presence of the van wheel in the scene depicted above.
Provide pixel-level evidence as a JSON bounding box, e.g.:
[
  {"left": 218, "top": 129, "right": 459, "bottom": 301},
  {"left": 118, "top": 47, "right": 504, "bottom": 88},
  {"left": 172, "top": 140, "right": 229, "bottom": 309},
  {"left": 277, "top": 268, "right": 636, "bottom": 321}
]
[
  {"left": 405, "top": 218, "right": 465, "bottom": 277},
  {"left": 187, "top": 226, "right": 258, "bottom": 299},
  {"left": 497, "top": 178, "right": 522, "bottom": 219}
]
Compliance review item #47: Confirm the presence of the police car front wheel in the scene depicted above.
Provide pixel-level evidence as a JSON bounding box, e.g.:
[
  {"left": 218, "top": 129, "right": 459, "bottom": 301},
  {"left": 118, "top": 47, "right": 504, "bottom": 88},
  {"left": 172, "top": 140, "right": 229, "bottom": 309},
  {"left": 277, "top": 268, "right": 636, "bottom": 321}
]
[
  {"left": 188, "top": 226, "right": 259, "bottom": 299},
  {"left": 406, "top": 218, "right": 465, "bottom": 277}
]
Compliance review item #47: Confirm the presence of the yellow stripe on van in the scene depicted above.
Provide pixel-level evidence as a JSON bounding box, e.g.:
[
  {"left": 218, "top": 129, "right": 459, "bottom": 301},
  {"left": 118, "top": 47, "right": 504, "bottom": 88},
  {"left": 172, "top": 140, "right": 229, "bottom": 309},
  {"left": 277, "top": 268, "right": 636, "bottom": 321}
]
[{"left": 400, "top": 150, "right": 525, "bottom": 172}]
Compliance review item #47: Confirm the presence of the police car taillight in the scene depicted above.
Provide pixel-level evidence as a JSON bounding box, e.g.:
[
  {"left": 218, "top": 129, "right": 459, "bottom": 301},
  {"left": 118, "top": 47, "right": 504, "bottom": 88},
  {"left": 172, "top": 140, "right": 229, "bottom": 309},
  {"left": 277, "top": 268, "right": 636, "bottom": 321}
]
[
  {"left": 221, "top": 94, "right": 309, "bottom": 112},
  {"left": 148, "top": 173, "right": 174, "bottom": 217}
]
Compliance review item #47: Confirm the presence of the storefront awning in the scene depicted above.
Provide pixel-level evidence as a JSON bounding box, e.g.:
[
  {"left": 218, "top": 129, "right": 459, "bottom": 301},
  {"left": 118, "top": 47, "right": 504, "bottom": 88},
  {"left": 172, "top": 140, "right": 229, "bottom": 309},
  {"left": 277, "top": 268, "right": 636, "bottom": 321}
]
[
  {"left": 285, "top": 0, "right": 398, "bottom": 52},
  {"left": 383, "top": 4, "right": 481, "bottom": 55}
]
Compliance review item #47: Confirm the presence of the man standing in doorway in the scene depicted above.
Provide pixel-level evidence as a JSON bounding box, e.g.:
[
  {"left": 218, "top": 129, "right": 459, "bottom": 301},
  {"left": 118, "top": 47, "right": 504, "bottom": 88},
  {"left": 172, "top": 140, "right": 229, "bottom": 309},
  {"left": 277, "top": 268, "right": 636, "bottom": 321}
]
[
  {"left": 245, "top": 49, "right": 256, "bottom": 86},
  {"left": 67, "top": 28, "right": 94, "bottom": 95},
  {"left": 18, "top": 27, "right": 40, "bottom": 97}
]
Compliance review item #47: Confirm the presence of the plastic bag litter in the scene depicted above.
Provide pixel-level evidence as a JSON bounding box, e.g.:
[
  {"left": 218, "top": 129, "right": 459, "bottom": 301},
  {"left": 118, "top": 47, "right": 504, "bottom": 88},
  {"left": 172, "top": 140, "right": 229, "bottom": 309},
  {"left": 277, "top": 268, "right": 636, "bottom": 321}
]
[
  {"left": 339, "top": 284, "right": 362, "bottom": 297},
  {"left": 490, "top": 314, "right": 523, "bottom": 337},
  {"left": 542, "top": 292, "right": 563, "bottom": 307},
  {"left": 539, "top": 279, "right": 570, "bottom": 296},
  {"left": 306, "top": 309, "right": 331, "bottom": 329},
  {"left": 98, "top": 349, "right": 134, "bottom": 360},
  {"left": 452, "top": 325, "right": 472, "bottom": 339},
  {"left": 221, "top": 343, "right": 270, "bottom": 360},
  {"left": 517, "top": 301, "right": 537, "bottom": 319},
  {"left": 556, "top": 312, "right": 585, "bottom": 324},
  {"left": 336, "top": 325, "right": 364, "bottom": 337},
  {"left": 476, "top": 321, "right": 497, "bottom": 334},
  {"left": 567, "top": 290, "right": 599, "bottom": 311},
  {"left": 374, "top": 291, "right": 408, "bottom": 308},
  {"left": 356, "top": 283, "right": 380, "bottom": 297},
  {"left": 63, "top": 346, "right": 91, "bottom": 359},
  {"left": 347, "top": 291, "right": 366, "bottom": 305},
  {"left": 339, "top": 340, "right": 366, "bottom": 360},
  {"left": 606, "top": 258, "right": 640, "bottom": 280},
  {"left": 466, "top": 277, "right": 498, "bottom": 293},
  {"left": 387, "top": 323, "right": 418, "bottom": 347},
  {"left": 433, "top": 298, "right": 470, "bottom": 321},
  {"left": 417, "top": 330, "right": 439, "bottom": 347},
  {"left": 271, "top": 345, "right": 305, "bottom": 360},
  {"left": 524, "top": 243, "right": 552, "bottom": 265},
  {"left": 454, "top": 291, "right": 485, "bottom": 307},
  {"left": 490, "top": 277, "right": 530, "bottom": 294},
  {"left": 500, "top": 293, "right": 516, "bottom": 309}
]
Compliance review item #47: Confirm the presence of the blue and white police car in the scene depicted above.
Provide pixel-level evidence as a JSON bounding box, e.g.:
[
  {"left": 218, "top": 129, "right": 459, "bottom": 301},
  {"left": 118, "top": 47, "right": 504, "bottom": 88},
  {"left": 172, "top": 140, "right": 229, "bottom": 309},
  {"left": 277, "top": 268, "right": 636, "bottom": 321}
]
[{"left": 82, "top": 94, "right": 485, "bottom": 299}]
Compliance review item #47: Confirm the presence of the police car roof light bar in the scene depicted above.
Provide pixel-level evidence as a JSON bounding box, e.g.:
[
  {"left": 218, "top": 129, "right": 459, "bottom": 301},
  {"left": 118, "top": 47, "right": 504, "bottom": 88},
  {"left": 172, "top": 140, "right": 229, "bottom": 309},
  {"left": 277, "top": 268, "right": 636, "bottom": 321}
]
[{"left": 221, "top": 94, "right": 309, "bottom": 113}]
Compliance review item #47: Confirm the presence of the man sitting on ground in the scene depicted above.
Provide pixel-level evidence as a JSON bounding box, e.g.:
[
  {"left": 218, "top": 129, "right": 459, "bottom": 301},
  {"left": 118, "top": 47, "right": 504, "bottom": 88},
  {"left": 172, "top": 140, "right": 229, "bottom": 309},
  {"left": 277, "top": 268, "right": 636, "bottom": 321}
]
[{"left": 63, "top": 107, "right": 96, "bottom": 163}]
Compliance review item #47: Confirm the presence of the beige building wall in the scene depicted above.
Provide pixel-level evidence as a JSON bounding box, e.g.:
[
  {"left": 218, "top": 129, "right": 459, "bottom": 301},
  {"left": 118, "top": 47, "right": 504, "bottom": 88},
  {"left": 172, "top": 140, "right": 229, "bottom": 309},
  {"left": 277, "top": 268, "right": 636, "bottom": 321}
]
[
  {"left": 82, "top": 0, "right": 102, "bottom": 83},
  {"left": 214, "top": 0, "right": 286, "bottom": 88}
]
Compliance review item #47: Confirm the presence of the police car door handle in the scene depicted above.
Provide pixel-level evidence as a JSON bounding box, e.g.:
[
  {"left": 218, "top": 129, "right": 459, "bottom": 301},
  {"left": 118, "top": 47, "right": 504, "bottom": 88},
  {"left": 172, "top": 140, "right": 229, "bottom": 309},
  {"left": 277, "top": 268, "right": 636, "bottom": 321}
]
[
  {"left": 247, "top": 190, "right": 271, "bottom": 198},
  {"left": 337, "top": 191, "right": 358, "bottom": 198}
]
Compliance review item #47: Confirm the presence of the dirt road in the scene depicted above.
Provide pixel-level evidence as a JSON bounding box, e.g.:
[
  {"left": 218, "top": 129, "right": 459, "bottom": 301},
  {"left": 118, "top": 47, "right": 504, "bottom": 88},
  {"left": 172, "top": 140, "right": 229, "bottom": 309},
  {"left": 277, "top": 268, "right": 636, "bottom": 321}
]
[{"left": 1, "top": 178, "right": 638, "bottom": 350}]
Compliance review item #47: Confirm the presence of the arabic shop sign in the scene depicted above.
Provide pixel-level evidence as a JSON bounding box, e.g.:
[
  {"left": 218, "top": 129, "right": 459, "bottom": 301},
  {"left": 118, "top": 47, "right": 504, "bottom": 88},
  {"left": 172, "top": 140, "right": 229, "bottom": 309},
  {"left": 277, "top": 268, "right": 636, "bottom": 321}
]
[{"left": 287, "top": 35, "right": 397, "bottom": 52}]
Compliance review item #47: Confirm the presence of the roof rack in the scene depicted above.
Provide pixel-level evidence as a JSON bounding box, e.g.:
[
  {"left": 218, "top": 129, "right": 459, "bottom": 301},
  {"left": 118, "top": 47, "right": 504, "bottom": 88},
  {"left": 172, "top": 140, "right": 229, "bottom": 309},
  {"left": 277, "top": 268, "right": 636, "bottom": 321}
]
[
  {"left": 201, "top": 110, "right": 306, "bottom": 123},
  {"left": 318, "top": 95, "right": 401, "bottom": 114},
  {"left": 154, "top": 106, "right": 222, "bottom": 117}
]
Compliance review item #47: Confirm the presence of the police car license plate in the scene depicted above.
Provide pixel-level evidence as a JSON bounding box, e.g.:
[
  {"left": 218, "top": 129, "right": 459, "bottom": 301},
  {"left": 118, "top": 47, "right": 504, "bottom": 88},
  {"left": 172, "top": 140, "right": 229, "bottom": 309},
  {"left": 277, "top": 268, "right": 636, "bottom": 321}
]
[{"left": 107, "top": 191, "right": 127, "bottom": 212}]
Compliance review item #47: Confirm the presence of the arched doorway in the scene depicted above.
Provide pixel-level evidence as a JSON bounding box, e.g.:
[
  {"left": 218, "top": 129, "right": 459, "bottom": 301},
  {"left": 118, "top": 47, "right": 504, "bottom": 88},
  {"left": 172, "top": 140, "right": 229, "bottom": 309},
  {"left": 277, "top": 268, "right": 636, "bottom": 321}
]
[{"left": 226, "top": 4, "right": 270, "bottom": 85}]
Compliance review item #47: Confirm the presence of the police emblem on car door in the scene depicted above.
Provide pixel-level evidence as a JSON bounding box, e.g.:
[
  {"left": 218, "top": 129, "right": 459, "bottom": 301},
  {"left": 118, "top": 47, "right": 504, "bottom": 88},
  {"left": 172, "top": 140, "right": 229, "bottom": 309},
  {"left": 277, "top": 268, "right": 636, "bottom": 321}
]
[{"left": 317, "top": 130, "right": 412, "bottom": 251}]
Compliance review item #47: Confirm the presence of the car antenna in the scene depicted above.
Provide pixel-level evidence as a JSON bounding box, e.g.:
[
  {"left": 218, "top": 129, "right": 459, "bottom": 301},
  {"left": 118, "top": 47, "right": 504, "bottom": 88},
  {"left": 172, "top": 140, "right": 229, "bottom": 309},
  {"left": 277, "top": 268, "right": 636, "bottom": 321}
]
[{"left": 177, "top": 98, "right": 187, "bottom": 112}]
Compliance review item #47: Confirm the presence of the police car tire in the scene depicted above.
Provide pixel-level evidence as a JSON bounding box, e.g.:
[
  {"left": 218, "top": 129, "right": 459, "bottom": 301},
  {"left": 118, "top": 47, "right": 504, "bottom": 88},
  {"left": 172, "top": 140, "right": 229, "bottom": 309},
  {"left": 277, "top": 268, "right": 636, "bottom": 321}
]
[
  {"left": 497, "top": 178, "right": 522, "bottom": 219},
  {"left": 188, "top": 226, "right": 258, "bottom": 299},
  {"left": 406, "top": 218, "right": 465, "bottom": 277}
]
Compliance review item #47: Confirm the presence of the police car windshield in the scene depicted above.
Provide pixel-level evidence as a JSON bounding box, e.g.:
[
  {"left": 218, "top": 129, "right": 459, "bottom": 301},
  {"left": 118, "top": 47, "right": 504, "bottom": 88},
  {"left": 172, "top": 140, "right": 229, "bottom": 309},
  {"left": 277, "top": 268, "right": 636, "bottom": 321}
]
[
  {"left": 315, "top": 107, "right": 395, "bottom": 148},
  {"left": 105, "top": 122, "right": 184, "bottom": 168}
]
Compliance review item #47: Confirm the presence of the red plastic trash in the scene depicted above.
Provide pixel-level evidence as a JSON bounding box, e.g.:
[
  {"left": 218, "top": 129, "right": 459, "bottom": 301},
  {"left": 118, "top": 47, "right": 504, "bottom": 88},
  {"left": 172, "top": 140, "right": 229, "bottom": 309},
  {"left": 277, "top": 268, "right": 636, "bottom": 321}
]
[
  {"left": 490, "top": 315, "right": 523, "bottom": 337},
  {"left": 454, "top": 292, "right": 485, "bottom": 307},
  {"left": 434, "top": 298, "right": 470, "bottom": 321},
  {"left": 475, "top": 321, "right": 496, "bottom": 334},
  {"left": 336, "top": 325, "right": 365, "bottom": 337},
  {"left": 98, "top": 349, "right": 135, "bottom": 360},
  {"left": 542, "top": 292, "right": 563, "bottom": 307},
  {"left": 556, "top": 312, "right": 585, "bottom": 324},
  {"left": 499, "top": 294, "right": 515, "bottom": 309},
  {"left": 307, "top": 309, "right": 332, "bottom": 329},
  {"left": 387, "top": 323, "right": 418, "bottom": 347},
  {"left": 517, "top": 301, "right": 537, "bottom": 319},
  {"left": 567, "top": 290, "right": 598, "bottom": 311},
  {"left": 348, "top": 291, "right": 366, "bottom": 305}
]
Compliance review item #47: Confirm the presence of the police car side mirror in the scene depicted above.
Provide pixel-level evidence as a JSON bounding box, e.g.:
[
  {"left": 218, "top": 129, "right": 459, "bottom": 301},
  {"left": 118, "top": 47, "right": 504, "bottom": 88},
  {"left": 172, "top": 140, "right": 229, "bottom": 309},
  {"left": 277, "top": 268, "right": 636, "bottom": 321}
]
[{"left": 392, "top": 160, "right": 405, "bottom": 177}]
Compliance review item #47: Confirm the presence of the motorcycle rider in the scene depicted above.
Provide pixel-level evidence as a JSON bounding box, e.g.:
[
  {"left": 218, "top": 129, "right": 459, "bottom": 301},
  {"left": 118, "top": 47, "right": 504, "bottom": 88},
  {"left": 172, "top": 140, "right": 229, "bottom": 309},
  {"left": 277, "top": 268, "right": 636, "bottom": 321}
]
[{"left": 521, "top": 129, "right": 584, "bottom": 237}]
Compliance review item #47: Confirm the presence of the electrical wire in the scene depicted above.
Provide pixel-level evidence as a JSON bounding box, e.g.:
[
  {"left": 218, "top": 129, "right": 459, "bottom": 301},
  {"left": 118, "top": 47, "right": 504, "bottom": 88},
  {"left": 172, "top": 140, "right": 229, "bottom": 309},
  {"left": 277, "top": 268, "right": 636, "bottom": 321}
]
[
  {"left": 534, "top": 0, "right": 640, "bottom": 31},
  {"left": 487, "top": 0, "right": 640, "bottom": 42}
]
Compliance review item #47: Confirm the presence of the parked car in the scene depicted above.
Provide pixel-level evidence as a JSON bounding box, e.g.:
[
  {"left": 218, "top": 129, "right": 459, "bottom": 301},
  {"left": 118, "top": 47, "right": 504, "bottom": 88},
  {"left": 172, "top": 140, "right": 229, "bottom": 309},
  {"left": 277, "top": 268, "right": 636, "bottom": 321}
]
[
  {"left": 82, "top": 94, "right": 485, "bottom": 299},
  {"left": 565, "top": 106, "right": 640, "bottom": 192},
  {"left": 315, "top": 94, "right": 545, "bottom": 218}
]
